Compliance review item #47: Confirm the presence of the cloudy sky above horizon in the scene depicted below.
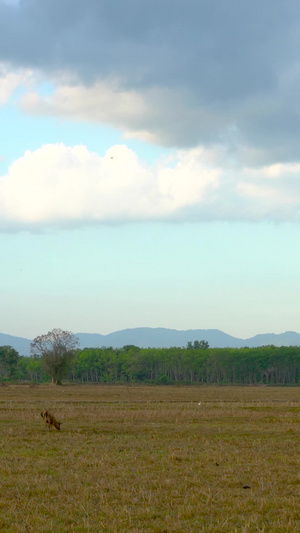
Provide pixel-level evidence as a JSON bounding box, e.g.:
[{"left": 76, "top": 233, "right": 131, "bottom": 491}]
[{"left": 1, "top": 0, "right": 300, "bottom": 339}]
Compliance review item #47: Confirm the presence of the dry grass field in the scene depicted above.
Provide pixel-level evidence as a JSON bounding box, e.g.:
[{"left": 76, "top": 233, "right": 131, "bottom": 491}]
[{"left": 0, "top": 384, "right": 299, "bottom": 532}]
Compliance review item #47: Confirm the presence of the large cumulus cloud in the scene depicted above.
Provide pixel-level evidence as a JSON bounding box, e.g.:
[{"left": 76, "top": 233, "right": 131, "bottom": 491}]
[
  {"left": 0, "top": 143, "right": 299, "bottom": 230},
  {"left": 1, "top": 0, "right": 300, "bottom": 163}
]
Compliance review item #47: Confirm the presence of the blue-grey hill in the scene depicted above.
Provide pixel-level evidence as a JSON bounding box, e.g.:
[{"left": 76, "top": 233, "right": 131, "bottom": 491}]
[{"left": 2, "top": 328, "right": 300, "bottom": 356}]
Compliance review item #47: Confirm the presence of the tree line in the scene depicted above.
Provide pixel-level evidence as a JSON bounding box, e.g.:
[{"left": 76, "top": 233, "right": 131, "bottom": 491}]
[{"left": 1, "top": 330, "right": 300, "bottom": 385}]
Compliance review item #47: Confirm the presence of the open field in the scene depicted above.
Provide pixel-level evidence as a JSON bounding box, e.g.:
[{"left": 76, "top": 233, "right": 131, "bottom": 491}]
[{"left": 0, "top": 385, "right": 299, "bottom": 532}]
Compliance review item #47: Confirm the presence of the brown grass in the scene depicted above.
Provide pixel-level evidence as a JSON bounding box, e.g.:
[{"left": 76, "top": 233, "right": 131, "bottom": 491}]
[{"left": 0, "top": 384, "right": 299, "bottom": 532}]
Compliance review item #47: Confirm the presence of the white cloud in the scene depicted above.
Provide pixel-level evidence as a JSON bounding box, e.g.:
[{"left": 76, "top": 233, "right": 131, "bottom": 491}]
[
  {"left": 0, "top": 143, "right": 300, "bottom": 230},
  {"left": 0, "top": 64, "right": 33, "bottom": 104},
  {"left": 20, "top": 80, "right": 153, "bottom": 140},
  {"left": 0, "top": 144, "right": 220, "bottom": 228},
  {"left": 20, "top": 81, "right": 193, "bottom": 147}
]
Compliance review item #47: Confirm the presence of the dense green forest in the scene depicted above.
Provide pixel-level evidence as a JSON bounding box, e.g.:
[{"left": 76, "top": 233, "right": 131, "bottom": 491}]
[{"left": 1, "top": 343, "right": 300, "bottom": 385}]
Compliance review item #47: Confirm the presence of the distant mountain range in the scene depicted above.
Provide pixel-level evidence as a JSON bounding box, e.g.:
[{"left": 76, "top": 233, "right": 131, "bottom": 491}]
[{"left": 1, "top": 328, "right": 300, "bottom": 356}]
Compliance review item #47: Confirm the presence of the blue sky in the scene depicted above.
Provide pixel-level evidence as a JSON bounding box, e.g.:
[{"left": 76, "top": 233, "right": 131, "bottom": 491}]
[{"left": 0, "top": 0, "right": 300, "bottom": 340}]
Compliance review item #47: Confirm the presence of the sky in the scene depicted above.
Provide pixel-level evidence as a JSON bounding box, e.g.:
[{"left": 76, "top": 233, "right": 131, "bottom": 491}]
[{"left": 1, "top": 0, "right": 300, "bottom": 340}]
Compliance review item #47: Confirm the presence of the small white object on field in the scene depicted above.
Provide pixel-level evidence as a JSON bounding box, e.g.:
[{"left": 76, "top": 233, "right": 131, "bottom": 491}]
[{"left": 198, "top": 402, "right": 201, "bottom": 406}]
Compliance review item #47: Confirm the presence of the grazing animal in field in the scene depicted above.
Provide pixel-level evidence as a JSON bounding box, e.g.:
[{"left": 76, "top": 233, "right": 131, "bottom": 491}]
[{"left": 41, "top": 410, "right": 61, "bottom": 431}]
